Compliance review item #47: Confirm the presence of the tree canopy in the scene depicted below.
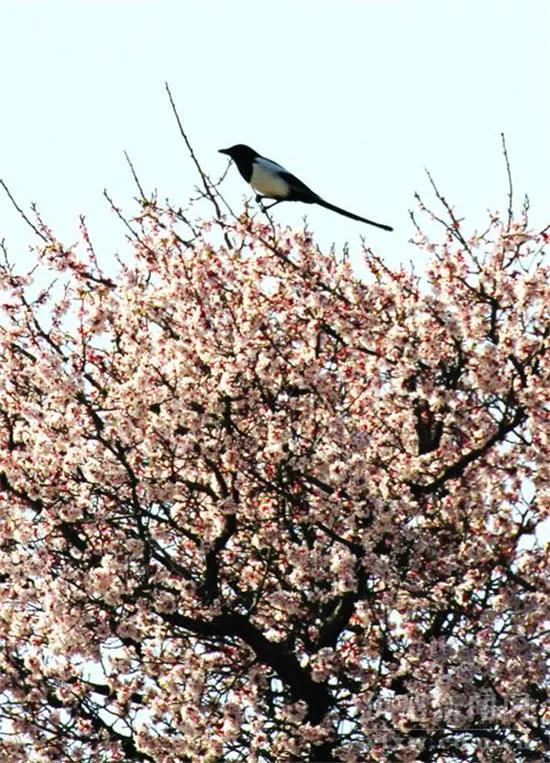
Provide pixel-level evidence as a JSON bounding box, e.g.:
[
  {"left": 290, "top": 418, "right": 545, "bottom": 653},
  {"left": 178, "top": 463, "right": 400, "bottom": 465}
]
[{"left": 0, "top": 174, "right": 548, "bottom": 761}]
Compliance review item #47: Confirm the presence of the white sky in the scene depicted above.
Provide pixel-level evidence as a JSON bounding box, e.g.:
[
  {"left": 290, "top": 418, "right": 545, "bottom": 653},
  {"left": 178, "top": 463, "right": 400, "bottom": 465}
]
[{"left": 0, "top": 0, "right": 548, "bottom": 270}]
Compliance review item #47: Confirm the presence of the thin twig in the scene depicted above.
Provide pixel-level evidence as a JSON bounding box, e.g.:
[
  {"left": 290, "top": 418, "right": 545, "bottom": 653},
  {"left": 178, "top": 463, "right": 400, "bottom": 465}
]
[
  {"left": 408, "top": 208, "right": 423, "bottom": 235},
  {"left": 423, "top": 170, "right": 472, "bottom": 255},
  {"left": 0, "top": 179, "right": 47, "bottom": 242},
  {"left": 260, "top": 204, "right": 278, "bottom": 238},
  {"left": 500, "top": 133, "right": 514, "bottom": 231},
  {"left": 103, "top": 190, "right": 141, "bottom": 242},
  {"left": 124, "top": 151, "right": 147, "bottom": 200},
  {"left": 164, "top": 82, "right": 223, "bottom": 219}
]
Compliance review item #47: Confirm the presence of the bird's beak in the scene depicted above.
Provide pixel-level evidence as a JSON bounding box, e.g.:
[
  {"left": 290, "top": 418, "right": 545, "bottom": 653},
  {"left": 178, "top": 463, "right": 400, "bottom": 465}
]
[{"left": 218, "top": 148, "right": 230, "bottom": 156}]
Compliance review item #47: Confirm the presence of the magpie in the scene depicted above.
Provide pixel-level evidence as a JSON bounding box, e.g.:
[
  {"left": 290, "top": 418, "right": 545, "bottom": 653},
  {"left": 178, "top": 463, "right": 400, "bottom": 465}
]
[{"left": 219, "top": 144, "right": 392, "bottom": 231}]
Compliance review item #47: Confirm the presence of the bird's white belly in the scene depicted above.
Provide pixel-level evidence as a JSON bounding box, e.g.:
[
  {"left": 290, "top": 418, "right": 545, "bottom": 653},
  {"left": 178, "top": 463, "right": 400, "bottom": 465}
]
[{"left": 250, "top": 163, "right": 289, "bottom": 198}]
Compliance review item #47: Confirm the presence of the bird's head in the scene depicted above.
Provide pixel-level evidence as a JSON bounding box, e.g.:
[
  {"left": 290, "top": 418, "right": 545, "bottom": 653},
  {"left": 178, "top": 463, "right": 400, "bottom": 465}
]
[{"left": 218, "top": 144, "right": 258, "bottom": 162}]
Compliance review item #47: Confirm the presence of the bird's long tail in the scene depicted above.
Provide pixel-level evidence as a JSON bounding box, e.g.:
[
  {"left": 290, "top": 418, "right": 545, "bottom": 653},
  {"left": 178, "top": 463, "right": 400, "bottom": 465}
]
[{"left": 315, "top": 198, "right": 393, "bottom": 231}]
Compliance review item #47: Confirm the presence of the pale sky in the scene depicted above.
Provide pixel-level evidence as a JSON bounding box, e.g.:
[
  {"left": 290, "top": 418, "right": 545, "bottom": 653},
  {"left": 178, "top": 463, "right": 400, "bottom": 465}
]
[{"left": 0, "top": 0, "right": 548, "bottom": 270}]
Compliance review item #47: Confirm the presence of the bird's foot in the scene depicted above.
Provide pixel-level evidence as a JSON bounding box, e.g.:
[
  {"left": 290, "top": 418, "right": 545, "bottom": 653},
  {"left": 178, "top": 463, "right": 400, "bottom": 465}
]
[{"left": 261, "top": 200, "right": 281, "bottom": 212}]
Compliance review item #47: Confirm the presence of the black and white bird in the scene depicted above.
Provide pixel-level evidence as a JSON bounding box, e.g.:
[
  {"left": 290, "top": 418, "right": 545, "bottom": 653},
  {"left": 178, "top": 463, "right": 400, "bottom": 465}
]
[{"left": 219, "top": 144, "right": 392, "bottom": 231}]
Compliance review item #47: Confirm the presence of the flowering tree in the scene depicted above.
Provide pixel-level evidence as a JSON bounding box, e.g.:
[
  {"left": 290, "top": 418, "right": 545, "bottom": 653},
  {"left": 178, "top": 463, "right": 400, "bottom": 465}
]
[{"left": 0, "top": 153, "right": 548, "bottom": 762}]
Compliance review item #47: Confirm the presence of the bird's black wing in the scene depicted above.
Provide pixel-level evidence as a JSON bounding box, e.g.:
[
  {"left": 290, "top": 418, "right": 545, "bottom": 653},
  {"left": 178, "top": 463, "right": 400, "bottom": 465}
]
[{"left": 278, "top": 170, "right": 319, "bottom": 203}]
